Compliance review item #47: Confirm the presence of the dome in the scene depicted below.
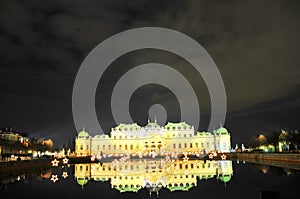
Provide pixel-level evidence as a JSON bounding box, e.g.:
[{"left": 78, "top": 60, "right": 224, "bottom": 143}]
[
  {"left": 214, "top": 127, "right": 229, "bottom": 135},
  {"left": 217, "top": 175, "right": 231, "bottom": 183},
  {"left": 77, "top": 178, "right": 89, "bottom": 186},
  {"left": 78, "top": 129, "right": 89, "bottom": 138}
]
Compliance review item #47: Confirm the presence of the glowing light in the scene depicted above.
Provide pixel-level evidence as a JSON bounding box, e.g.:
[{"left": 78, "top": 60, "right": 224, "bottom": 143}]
[
  {"left": 62, "top": 157, "right": 69, "bottom": 164},
  {"left": 91, "top": 156, "right": 95, "bottom": 161},
  {"left": 51, "top": 159, "right": 59, "bottom": 167},
  {"left": 183, "top": 156, "right": 189, "bottom": 162},
  {"left": 165, "top": 156, "right": 170, "bottom": 161},
  {"left": 221, "top": 154, "right": 227, "bottom": 160},
  {"left": 208, "top": 153, "right": 214, "bottom": 159},
  {"left": 50, "top": 175, "right": 58, "bottom": 183},
  {"left": 62, "top": 172, "right": 68, "bottom": 179}
]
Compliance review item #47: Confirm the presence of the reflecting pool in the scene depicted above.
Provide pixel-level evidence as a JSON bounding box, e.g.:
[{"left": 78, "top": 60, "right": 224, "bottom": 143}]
[{"left": 1, "top": 158, "right": 300, "bottom": 199}]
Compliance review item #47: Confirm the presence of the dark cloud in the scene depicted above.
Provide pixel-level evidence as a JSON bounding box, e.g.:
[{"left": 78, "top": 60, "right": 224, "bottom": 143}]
[{"left": 0, "top": 0, "right": 299, "bottom": 147}]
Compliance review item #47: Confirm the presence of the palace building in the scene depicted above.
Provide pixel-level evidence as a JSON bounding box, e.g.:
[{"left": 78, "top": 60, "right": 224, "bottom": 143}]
[
  {"left": 75, "top": 120, "right": 231, "bottom": 157},
  {"left": 74, "top": 159, "right": 233, "bottom": 193}
]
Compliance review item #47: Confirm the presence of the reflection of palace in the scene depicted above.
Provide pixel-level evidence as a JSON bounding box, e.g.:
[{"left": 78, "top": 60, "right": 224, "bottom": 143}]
[
  {"left": 74, "top": 159, "right": 233, "bottom": 194},
  {"left": 75, "top": 120, "right": 231, "bottom": 156}
]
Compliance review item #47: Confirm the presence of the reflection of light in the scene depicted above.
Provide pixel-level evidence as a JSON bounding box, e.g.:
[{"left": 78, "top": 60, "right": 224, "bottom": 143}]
[
  {"left": 165, "top": 156, "right": 170, "bottom": 161},
  {"left": 41, "top": 171, "right": 52, "bottom": 179},
  {"left": 50, "top": 175, "right": 58, "bottom": 183},
  {"left": 74, "top": 159, "right": 234, "bottom": 193},
  {"left": 91, "top": 156, "right": 95, "bottom": 161},
  {"left": 62, "top": 158, "right": 69, "bottom": 164},
  {"left": 51, "top": 159, "right": 59, "bottom": 167},
  {"left": 62, "top": 172, "right": 68, "bottom": 179},
  {"left": 183, "top": 156, "right": 189, "bottom": 162},
  {"left": 221, "top": 154, "right": 227, "bottom": 160}
]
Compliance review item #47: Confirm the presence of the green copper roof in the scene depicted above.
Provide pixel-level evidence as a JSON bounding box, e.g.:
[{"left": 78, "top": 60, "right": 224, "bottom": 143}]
[
  {"left": 77, "top": 178, "right": 89, "bottom": 186},
  {"left": 213, "top": 127, "right": 229, "bottom": 135},
  {"left": 78, "top": 129, "right": 89, "bottom": 137},
  {"left": 196, "top": 131, "right": 212, "bottom": 136},
  {"left": 94, "top": 134, "right": 109, "bottom": 138},
  {"left": 115, "top": 186, "right": 141, "bottom": 193},
  {"left": 114, "top": 123, "right": 141, "bottom": 131},
  {"left": 167, "top": 184, "right": 194, "bottom": 192},
  {"left": 217, "top": 175, "right": 232, "bottom": 183},
  {"left": 94, "top": 177, "right": 109, "bottom": 182},
  {"left": 164, "top": 122, "right": 192, "bottom": 130}
]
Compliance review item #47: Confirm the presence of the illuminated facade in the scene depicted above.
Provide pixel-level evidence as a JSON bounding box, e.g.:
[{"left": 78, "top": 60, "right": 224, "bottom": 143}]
[
  {"left": 75, "top": 120, "right": 231, "bottom": 156},
  {"left": 74, "top": 159, "right": 233, "bottom": 193}
]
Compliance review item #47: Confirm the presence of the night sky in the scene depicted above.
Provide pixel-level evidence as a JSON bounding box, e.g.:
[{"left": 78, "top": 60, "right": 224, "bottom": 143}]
[{"left": 0, "top": 0, "right": 299, "bottom": 148}]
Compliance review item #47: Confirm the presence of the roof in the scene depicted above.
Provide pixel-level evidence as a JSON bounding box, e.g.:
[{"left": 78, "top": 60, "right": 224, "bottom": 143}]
[
  {"left": 164, "top": 122, "right": 192, "bottom": 130},
  {"left": 115, "top": 185, "right": 142, "bottom": 193},
  {"left": 78, "top": 129, "right": 89, "bottom": 137},
  {"left": 217, "top": 174, "right": 232, "bottom": 183},
  {"left": 114, "top": 123, "right": 141, "bottom": 131},
  {"left": 94, "top": 134, "right": 109, "bottom": 138},
  {"left": 196, "top": 131, "right": 212, "bottom": 136},
  {"left": 77, "top": 178, "right": 89, "bottom": 186},
  {"left": 94, "top": 177, "right": 109, "bottom": 182},
  {"left": 213, "top": 127, "right": 229, "bottom": 135},
  {"left": 166, "top": 183, "right": 195, "bottom": 192}
]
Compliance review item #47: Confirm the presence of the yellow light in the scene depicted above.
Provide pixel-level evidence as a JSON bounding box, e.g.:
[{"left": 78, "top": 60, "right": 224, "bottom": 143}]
[
  {"left": 50, "top": 175, "right": 58, "bottom": 183},
  {"left": 62, "top": 172, "right": 68, "bottom": 179},
  {"left": 62, "top": 157, "right": 69, "bottom": 164},
  {"left": 51, "top": 159, "right": 59, "bottom": 167}
]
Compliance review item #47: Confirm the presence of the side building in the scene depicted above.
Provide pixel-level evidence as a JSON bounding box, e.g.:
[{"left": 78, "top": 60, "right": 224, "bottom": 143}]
[{"left": 75, "top": 120, "right": 231, "bottom": 157}]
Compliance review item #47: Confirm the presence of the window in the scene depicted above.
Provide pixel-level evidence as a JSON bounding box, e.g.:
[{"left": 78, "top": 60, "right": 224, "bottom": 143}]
[
  {"left": 184, "top": 134, "right": 186, "bottom": 137},
  {"left": 184, "top": 143, "right": 187, "bottom": 148},
  {"left": 179, "top": 143, "right": 181, "bottom": 148},
  {"left": 80, "top": 145, "right": 83, "bottom": 150},
  {"left": 130, "top": 145, "right": 133, "bottom": 150},
  {"left": 114, "top": 145, "right": 116, "bottom": 150},
  {"left": 108, "top": 145, "right": 111, "bottom": 150},
  {"left": 196, "top": 143, "right": 198, "bottom": 148},
  {"left": 102, "top": 145, "right": 105, "bottom": 150},
  {"left": 173, "top": 144, "right": 176, "bottom": 149},
  {"left": 190, "top": 143, "right": 193, "bottom": 148},
  {"left": 119, "top": 144, "right": 122, "bottom": 149},
  {"left": 125, "top": 145, "right": 128, "bottom": 150}
]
